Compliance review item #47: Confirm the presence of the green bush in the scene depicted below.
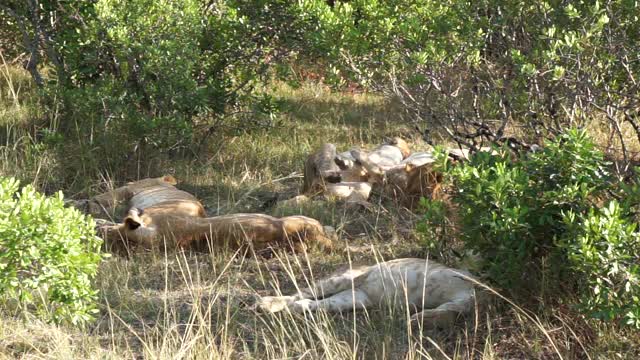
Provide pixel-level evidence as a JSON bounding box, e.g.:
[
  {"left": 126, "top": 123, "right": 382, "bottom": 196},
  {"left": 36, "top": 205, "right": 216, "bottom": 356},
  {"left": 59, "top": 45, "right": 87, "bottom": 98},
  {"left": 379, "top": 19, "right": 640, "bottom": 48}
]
[
  {"left": 0, "top": 177, "right": 103, "bottom": 325},
  {"left": 424, "top": 128, "right": 640, "bottom": 327},
  {"left": 2, "top": 0, "right": 294, "bottom": 153},
  {"left": 563, "top": 201, "right": 640, "bottom": 328},
  {"left": 292, "top": 1, "right": 640, "bottom": 149},
  {"left": 441, "top": 129, "right": 610, "bottom": 288},
  {"left": 416, "top": 197, "right": 450, "bottom": 252}
]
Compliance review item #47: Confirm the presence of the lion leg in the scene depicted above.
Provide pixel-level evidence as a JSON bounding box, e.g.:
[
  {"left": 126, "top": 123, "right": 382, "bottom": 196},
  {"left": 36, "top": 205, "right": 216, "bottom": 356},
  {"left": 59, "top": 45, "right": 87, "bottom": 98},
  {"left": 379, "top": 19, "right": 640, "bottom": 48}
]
[
  {"left": 257, "top": 267, "right": 369, "bottom": 313},
  {"left": 257, "top": 296, "right": 299, "bottom": 313},
  {"left": 312, "top": 234, "right": 334, "bottom": 252},
  {"left": 281, "top": 218, "right": 334, "bottom": 252},
  {"left": 290, "top": 288, "right": 371, "bottom": 313},
  {"left": 257, "top": 289, "right": 369, "bottom": 314},
  {"left": 410, "top": 295, "right": 472, "bottom": 329},
  {"left": 297, "top": 267, "right": 368, "bottom": 299}
]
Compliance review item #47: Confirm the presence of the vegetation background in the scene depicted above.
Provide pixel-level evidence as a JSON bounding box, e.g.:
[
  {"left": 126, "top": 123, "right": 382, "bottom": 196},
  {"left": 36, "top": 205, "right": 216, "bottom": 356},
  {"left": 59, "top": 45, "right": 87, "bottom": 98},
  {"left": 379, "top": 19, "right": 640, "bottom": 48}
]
[{"left": 1, "top": 0, "right": 640, "bottom": 358}]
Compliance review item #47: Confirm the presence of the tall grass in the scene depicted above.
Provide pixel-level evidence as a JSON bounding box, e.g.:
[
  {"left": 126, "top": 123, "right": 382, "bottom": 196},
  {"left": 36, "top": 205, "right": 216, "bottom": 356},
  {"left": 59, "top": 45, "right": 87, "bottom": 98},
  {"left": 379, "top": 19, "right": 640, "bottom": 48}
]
[
  {"left": 0, "top": 64, "right": 638, "bottom": 359},
  {"left": 1, "top": 248, "right": 572, "bottom": 359}
]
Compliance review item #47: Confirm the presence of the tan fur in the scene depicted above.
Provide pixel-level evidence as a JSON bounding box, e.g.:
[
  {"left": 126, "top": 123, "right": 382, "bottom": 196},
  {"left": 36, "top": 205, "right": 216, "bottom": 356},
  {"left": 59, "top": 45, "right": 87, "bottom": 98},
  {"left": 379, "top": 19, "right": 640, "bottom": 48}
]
[
  {"left": 349, "top": 138, "right": 412, "bottom": 186},
  {"left": 333, "top": 150, "right": 370, "bottom": 182},
  {"left": 325, "top": 182, "right": 372, "bottom": 203},
  {"left": 302, "top": 143, "right": 342, "bottom": 194},
  {"left": 383, "top": 152, "right": 443, "bottom": 204},
  {"left": 387, "top": 137, "right": 411, "bottom": 159},
  {"left": 404, "top": 164, "right": 443, "bottom": 198},
  {"left": 303, "top": 144, "right": 369, "bottom": 197},
  {"left": 99, "top": 211, "right": 333, "bottom": 253},
  {"left": 72, "top": 176, "right": 206, "bottom": 254},
  {"left": 349, "top": 149, "right": 385, "bottom": 183},
  {"left": 367, "top": 137, "right": 411, "bottom": 169},
  {"left": 257, "top": 258, "right": 477, "bottom": 329},
  {"left": 301, "top": 138, "right": 410, "bottom": 202},
  {"left": 83, "top": 175, "right": 205, "bottom": 219}
]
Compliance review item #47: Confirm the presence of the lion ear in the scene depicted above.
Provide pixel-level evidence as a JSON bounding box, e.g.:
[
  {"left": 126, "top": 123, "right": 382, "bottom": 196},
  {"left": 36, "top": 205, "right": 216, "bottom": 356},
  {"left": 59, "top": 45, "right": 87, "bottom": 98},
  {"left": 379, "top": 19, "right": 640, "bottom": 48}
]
[
  {"left": 334, "top": 156, "right": 349, "bottom": 170},
  {"left": 163, "top": 175, "right": 178, "bottom": 185},
  {"left": 124, "top": 208, "right": 143, "bottom": 230},
  {"left": 405, "top": 163, "right": 416, "bottom": 172},
  {"left": 124, "top": 216, "right": 142, "bottom": 230}
]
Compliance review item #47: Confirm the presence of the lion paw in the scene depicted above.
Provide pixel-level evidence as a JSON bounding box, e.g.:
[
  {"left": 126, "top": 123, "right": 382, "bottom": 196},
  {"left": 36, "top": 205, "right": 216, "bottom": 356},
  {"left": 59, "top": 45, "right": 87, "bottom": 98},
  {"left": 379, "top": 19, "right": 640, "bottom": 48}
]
[
  {"left": 254, "top": 296, "right": 293, "bottom": 313},
  {"left": 291, "top": 299, "right": 314, "bottom": 312}
]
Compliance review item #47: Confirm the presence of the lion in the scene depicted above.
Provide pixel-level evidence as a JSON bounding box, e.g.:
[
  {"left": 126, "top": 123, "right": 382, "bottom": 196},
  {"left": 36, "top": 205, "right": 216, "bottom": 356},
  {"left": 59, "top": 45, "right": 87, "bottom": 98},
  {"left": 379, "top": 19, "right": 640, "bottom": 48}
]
[
  {"left": 302, "top": 138, "right": 410, "bottom": 200},
  {"left": 366, "top": 137, "right": 411, "bottom": 168},
  {"left": 256, "top": 258, "right": 478, "bottom": 329},
  {"left": 98, "top": 210, "right": 334, "bottom": 253},
  {"left": 70, "top": 176, "right": 207, "bottom": 253},
  {"left": 349, "top": 137, "right": 412, "bottom": 185},
  {"left": 382, "top": 152, "right": 444, "bottom": 202},
  {"left": 77, "top": 177, "right": 334, "bottom": 253},
  {"left": 325, "top": 182, "right": 372, "bottom": 203},
  {"left": 303, "top": 143, "right": 342, "bottom": 194},
  {"left": 303, "top": 143, "right": 369, "bottom": 195},
  {"left": 73, "top": 175, "right": 206, "bottom": 219}
]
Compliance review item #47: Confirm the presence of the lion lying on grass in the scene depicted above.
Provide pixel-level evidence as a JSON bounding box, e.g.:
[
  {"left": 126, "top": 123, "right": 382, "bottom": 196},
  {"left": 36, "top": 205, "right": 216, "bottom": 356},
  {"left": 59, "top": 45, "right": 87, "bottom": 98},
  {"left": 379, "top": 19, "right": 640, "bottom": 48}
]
[
  {"left": 79, "top": 176, "right": 334, "bottom": 253},
  {"left": 257, "top": 258, "right": 477, "bottom": 329},
  {"left": 351, "top": 137, "right": 411, "bottom": 173},
  {"left": 300, "top": 140, "right": 498, "bottom": 209},
  {"left": 302, "top": 143, "right": 369, "bottom": 195},
  {"left": 378, "top": 152, "right": 445, "bottom": 204},
  {"left": 99, "top": 210, "right": 334, "bottom": 253},
  {"left": 301, "top": 137, "right": 411, "bottom": 203},
  {"left": 73, "top": 175, "right": 206, "bottom": 219}
]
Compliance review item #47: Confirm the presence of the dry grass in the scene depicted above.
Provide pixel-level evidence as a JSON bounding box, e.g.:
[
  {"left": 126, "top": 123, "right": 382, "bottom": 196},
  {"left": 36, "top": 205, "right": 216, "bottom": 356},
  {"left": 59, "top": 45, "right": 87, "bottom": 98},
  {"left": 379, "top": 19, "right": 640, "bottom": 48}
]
[{"left": 1, "top": 66, "right": 639, "bottom": 359}]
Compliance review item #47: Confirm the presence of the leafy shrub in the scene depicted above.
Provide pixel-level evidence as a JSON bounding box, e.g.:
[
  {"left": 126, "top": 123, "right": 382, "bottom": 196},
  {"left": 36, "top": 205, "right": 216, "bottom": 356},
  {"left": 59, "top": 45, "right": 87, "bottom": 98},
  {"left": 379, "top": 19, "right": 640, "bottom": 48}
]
[
  {"left": 3, "top": 0, "right": 296, "bottom": 154},
  {"left": 563, "top": 201, "right": 640, "bottom": 328},
  {"left": 427, "top": 128, "right": 640, "bottom": 327},
  {"left": 0, "top": 177, "right": 103, "bottom": 325},
  {"left": 416, "top": 198, "right": 450, "bottom": 249},
  {"left": 292, "top": 1, "right": 640, "bottom": 153},
  {"left": 441, "top": 129, "right": 610, "bottom": 288}
]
